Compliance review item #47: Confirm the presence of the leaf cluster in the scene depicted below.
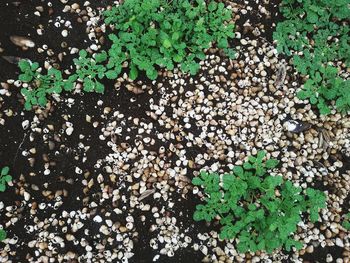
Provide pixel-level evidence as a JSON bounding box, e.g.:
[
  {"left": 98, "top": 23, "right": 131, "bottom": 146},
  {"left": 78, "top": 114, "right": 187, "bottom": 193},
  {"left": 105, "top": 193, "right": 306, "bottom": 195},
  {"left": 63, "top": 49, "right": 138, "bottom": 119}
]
[
  {"left": 73, "top": 50, "right": 106, "bottom": 93},
  {"left": 19, "top": 60, "right": 77, "bottom": 110},
  {"left": 0, "top": 229, "right": 6, "bottom": 241},
  {"left": 273, "top": 0, "right": 350, "bottom": 114},
  {"left": 18, "top": 0, "right": 235, "bottom": 110},
  {"left": 0, "top": 166, "right": 12, "bottom": 192},
  {"left": 342, "top": 212, "right": 350, "bottom": 230},
  {"left": 103, "top": 0, "right": 235, "bottom": 80},
  {"left": 192, "top": 151, "right": 326, "bottom": 253},
  {"left": 0, "top": 166, "right": 12, "bottom": 241}
]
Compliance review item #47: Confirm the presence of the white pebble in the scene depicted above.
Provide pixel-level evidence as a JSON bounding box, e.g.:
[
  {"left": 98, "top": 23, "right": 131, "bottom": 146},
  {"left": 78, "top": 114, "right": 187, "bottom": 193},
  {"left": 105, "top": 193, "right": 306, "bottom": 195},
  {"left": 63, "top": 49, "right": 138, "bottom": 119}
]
[
  {"left": 93, "top": 215, "right": 103, "bottom": 223},
  {"left": 66, "top": 127, "right": 74, "bottom": 136},
  {"left": 61, "top": 30, "right": 68, "bottom": 37}
]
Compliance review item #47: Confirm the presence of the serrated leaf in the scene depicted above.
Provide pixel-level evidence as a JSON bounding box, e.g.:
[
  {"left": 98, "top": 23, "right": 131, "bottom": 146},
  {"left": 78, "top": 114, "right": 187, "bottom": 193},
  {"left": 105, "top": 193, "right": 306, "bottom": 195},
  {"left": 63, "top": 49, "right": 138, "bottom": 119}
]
[
  {"left": 95, "top": 51, "right": 108, "bottom": 63},
  {"left": 105, "top": 70, "right": 118, "bottom": 80},
  {"left": 19, "top": 74, "right": 33, "bottom": 82},
  {"left": 265, "top": 159, "right": 279, "bottom": 169},
  {"left": 18, "top": 60, "right": 31, "bottom": 71},
  {"left": 163, "top": 39, "right": 172, "bottom": 49},
  {"left": 79, "top": 49, "right": 88, "bottom": 58},
  {"left": 129, "top": 64, "right": 138, "bottom": 80},
  {"left": 95, "top": 81, "right": 105, "bottom": 93},
  {"left": 192, "top": 177, "right": 203, "bottom": 185}
]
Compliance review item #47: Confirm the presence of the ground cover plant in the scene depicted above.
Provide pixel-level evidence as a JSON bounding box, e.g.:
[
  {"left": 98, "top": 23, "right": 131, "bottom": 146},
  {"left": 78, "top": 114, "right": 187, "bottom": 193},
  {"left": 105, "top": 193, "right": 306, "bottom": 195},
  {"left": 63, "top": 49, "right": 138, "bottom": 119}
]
[
  {"left": 0, "top": 166, "right": 12, "bottom": 193},
  {"left": 0, "top": 166, "right": 12, "bottom": 241},
  {"left": 17, "top": 0, "right": 235, "bottom": 110},
  {"left": 192, "top": 151, "right": 326, "bottom": 253},
  {"left": 274, "top": 0, "right": 350, "bottom": 114},
  {"left": 343, "top": 212, "right": 350, "bottom": 230},
  {"left": 103, "top": 0, "right": 235, "bottom": 79}
]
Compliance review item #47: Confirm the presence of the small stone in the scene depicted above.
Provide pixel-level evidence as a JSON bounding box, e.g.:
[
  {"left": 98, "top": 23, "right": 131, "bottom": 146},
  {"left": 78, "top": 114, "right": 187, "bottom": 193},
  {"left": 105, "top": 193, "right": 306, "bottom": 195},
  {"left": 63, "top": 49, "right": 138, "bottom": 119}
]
[
  {"left": 22, "top": 120, "right": 30, "bottom": 130},
  {"left": 66, "top": 127, "right": 74, "bottom": 136},
  {"left": 240, "top": 39, "right": 248, "bottom": 45},
  {"left": 335, "top": 238, "right": 344, "bottom": 247},
  {"left": 306, "top": 245, "right": 314, "bottom": 253},
  {"left": 218, "top": 66, "right": 226, "bottom": 73},
  {"left": 90, "top": 44, "right": 98, "bottom": 51},
  {"left": 326, "top": 254, "right": 333, "bottom": 263},
  {"left": 24, "top": 192, "right": 30, "bottom": 201},
  {"left": 71, "top": 3, "right": 80, "bottom": 9},
  {"left": 10, "top": 35, "right": 35, "bottom": 48},
  {"left": 61, "top": 30, "right": 68, "bottom": 37},
  {"left": 93, "top": 215, "right": 103, "bottom": 223}
]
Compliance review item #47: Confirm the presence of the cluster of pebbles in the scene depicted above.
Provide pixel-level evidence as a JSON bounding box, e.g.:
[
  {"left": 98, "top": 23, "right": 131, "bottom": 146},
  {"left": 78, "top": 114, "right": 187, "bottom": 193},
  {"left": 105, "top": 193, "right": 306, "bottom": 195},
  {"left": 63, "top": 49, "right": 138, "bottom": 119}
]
[{"left": 0, "top": 0, "right": 350, "bottom": 262}]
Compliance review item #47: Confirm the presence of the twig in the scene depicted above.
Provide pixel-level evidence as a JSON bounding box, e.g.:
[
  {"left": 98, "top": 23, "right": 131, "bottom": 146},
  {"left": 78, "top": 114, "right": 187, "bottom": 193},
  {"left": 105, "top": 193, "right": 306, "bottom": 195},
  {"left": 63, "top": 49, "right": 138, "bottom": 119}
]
[{"left": 12, "top": 131, "right": 30, "bottom": 167}]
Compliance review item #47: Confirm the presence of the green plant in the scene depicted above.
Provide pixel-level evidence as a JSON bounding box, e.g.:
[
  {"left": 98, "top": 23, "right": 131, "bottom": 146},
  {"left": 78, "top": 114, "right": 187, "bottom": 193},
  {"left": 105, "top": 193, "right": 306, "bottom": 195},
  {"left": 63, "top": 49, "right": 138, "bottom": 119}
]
[
  {"left": 19, "top": 60, "right": 77, "bottom": 110},
  {"left": 0, "top": 166, "right": 12, "bottom": 192},
  {"left": 274, "top": 0, "right": 350, "bottom": 114},
  {"left": 342, "top": 212, "right": 350, "bottom": 230},
  {"left": 0, "top": 166, "right": 12, "bottom": 241},
  {"left": 192, "top": 151, "right": 326, "bottom": 253},
  {"left": 103, "top": 0, "right": 235, "bottom": 80},
  {"left": 17, "top": 0, "right": 235, "bottom": 110},
  {"left": 73, "top": 50, "right": 106, "bottom": 93},
  {"left": 0, "top": 229, "right": 6, "bottom": 241}
]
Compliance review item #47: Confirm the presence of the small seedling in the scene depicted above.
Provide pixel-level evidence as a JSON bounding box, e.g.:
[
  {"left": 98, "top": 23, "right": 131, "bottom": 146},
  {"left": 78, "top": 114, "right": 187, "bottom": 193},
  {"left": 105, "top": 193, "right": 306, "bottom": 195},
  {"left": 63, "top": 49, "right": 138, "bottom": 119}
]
[
  {"left": 342, "top": 213, "right": 350, "bottom": 230},
  {"left": 0, "top": 166, "right": 12, "bottom": 192},
  {"left": 0, "top": 229, "right": 6, "bottom": 241},
  {"left": 73, "top": 50, "right": 106, "bottom": 93},
  {"left": 19, "top": 60, "right": 77, "bottom": 110}
]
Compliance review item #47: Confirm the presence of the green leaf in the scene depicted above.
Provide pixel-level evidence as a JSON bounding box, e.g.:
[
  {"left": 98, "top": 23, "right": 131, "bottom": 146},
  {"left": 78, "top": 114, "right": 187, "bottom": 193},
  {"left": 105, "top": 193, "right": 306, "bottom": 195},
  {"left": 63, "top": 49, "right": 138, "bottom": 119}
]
[
  {"left": 95, "top": 81, "right": 105, "bottom": 93},
  {"left": 208, "top": 1, "right": 217, "bottom": 11},
  {"left": 95, "top": 51, "right": 108, "bottom": 63},
  {"left": 129, "top": 64, "right": 138, "bottom": 80},
  {"left": 233, "top": 166, "right": 244, "bottom": 176},
  {"left": 63, "top": 81, "right": 74, "bottom": 91},
  {"left": 31, "top": 62, "right": 39, "bottom": 71},
  {"left": 193, "top": 211, "right": 203, "bottom": 221},
  {"left": 146, "top": 68, "right": 158, "bottom": 80},
  {"left": 83, "top": 78, "right": 94, "bottom": 92},
  {"left": 105, "top": 70, "right": 118, "bottom": 80},
  {"left": 243, "top": 162, "right": 252, "bottom": 170},
  {"left": 1, "top": 166, "right": 9, "bottom": 176},
  {"left": 265, "top": 159, "right": 279, "bottom": 169},
  {"left": 3, "top": 175, "right": 12, "bottom": 182},
  {"left": 163, "top": 39, "right": 172, "bottom": 49},
  {"left": 0, "top": 229, "right": 6, "bottom": 241},
  {"left": 19, "top": 74, "right": 33, "bottom": 82},
  {"left": 192, "top": 177, "right": 203, "bottom": 185},
  {"left": 257, "top": 151, "right": 266, "bottom": 160},
  {"left": 172, "top": 32, "right": 180, "bottom": 41},
  {"left": 79, "top": 50, "right": 88, "bottom": 58},
  {"left": 24, "top": 101, "right": 32, "bottom": 110},
  {"left": 173, "top": 54, "right": 183, "bottom": 63},
  {"left": 18, "top": 60, "right": 31, "bottom": 71},
  {"left": 38, "top": 96, "right": 47, "bottom": 107},
  {"left": 307, "top": 10, "right": 318, "bottom": 23},
  {"left": 0, "top": 184, "right": 5, "bottom": 192}
]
